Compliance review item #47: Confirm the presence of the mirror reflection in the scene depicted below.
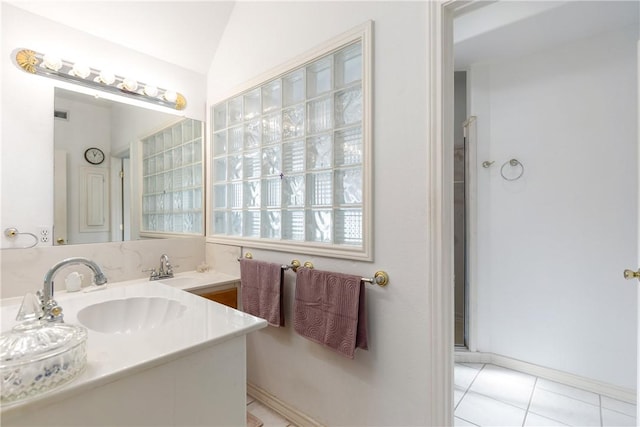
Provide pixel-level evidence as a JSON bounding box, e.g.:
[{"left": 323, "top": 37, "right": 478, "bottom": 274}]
[{"left": 54, "top": 88, "right": 204, "bottom": 245}]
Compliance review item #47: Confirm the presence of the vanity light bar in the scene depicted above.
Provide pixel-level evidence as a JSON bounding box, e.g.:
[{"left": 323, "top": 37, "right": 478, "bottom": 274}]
[{"left": 14, "top": 48, "right": 186, "bottom": 111}]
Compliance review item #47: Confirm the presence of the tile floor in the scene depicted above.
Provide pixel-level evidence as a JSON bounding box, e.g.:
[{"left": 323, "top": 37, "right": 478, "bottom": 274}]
[
  {"left": 455, "top": 363, "right": 637, "bottom": 427},
  {"left": 247, "top": 394, "right": 297, "bottom": 427}
]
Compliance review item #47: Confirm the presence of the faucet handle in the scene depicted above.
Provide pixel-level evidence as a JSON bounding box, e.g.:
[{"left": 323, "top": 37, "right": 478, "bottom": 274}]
[
  {"left": 143, "top": 267, "right": 161, "bottom": 281},
  {"left": 43, "top": 299, "right": 64, "bottom": 322},
  {"left": 16, "top": 292, "right": 44, "bottom": 322}
]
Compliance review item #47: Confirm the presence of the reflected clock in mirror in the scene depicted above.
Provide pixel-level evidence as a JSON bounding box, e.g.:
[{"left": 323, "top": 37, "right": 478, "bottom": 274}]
[
  {"left": 54, "top": 88, "right": 204, "bottom": 246},
  {"left": 84, "top": 147, "right": 105, "bottom": 165}
]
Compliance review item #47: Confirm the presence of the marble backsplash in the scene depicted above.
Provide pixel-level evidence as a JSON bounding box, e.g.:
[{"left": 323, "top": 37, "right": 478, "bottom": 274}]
[
  {"left": 1, "top": 237, "right": 207, "bottom": 299},
  {"left": 205, "top": 242, "right": 241, "bottom": 276}
]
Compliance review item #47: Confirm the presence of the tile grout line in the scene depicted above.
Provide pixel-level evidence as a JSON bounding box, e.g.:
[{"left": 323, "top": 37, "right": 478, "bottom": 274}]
[
  {"left": 599, "top": 394, "right": 603, "bottom": 427},
  {"left": 535, "top": 387, "right": 603, "bottom": 410},
  {"left": 521, "top": 375, "right": 538, "bottom": 427},
  {"left": 457, "top": 363, "right": 636, "bottom": 427},
  {"left": 599, "top": 399, "right": 638, "bottom": 418},
  {"left": 455, "top": 363, "right": 486, "bottom": 411},
  {"left": 455, "top": 415, "right": 482, "bottom": 426},
  {"left": 527, "top": 384, "right": 607, "bottom": 426},
  {"left": 536, "top": 380, "right": 605, "bottom": 407},
  {"left": 458, "top": 364, "right": 543, "bottom": 416}
]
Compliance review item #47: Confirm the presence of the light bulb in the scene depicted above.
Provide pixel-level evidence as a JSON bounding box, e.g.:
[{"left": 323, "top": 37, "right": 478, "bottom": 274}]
[
  {"left": 98, "top": 70, "right": 115, "bottom": 85},
  {"left": 163, "top": 90, "right": 177, "bottom": 103},
  {"left": 122, "top": 78, "right": 138, "bottom": 92},
  {"left": 42, "top": 54, "right": 62, "bottom": 71},
  {"left": 71, "top": 62, "right": 90, "bottom": 78},
  {"left": 144, "top": 85, "right": 158, "bottom": 97}
]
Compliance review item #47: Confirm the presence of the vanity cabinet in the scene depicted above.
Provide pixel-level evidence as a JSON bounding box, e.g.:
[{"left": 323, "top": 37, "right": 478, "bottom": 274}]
[
  {"left": 0, "top": 280, "right": 266, "bottom": 427},
  {"left": 190, "top": 284, "right": 238, "bottom": 309}
]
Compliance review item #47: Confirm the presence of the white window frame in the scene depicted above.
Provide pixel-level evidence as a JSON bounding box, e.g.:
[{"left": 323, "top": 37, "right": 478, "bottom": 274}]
[{"left": 206, "top": 21, "right": 374, "bottom": 261}]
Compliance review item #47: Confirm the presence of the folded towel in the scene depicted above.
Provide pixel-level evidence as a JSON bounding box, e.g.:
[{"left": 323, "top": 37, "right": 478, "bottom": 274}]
[
  {"left": 293, "top": 268, "right": 368, "bottom": 359},
  {"left": 240, "top": 259, "right": 284, "bottom": 327}
]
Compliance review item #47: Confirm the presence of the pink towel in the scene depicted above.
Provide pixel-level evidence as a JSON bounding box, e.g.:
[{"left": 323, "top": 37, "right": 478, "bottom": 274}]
[
  {"left": 240, "top": 259, "right": 284, "bottom": 327},
  {"left": 293, "top": 268, "right": 368, "bottom": 359}
]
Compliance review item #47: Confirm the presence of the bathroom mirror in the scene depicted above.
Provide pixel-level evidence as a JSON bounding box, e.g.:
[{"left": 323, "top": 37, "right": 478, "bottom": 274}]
[{"left": 53, "top": 88, "right": 204, "bottom": 245}]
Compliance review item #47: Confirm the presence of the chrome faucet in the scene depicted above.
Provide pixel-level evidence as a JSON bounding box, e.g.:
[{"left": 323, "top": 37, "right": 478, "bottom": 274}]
[
  {"left": 40, "top": 257, "right": 108, "bottom": 322},
  {"left": 145, "top": 254, "right": 175, "bottom": 281}
]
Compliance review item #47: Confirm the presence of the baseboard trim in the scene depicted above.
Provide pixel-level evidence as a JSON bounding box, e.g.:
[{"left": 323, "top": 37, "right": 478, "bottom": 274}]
[
  {"left": 247, "top": 382, "right": 324, "bottom": 427},
  {"left": 455, "top": 351, "right": 636, "bottom": 404}
]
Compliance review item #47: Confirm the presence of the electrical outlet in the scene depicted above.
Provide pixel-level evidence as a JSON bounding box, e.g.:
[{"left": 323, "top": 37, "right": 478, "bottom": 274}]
[{"left": 37, "top": 227, "right": 51, "bottom": 244}]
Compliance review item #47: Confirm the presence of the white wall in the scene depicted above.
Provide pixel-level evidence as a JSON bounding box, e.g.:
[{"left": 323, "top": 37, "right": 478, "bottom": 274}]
[
  {"left": 470, "top": 26, "right": 638, "bottom": 389},
  {"left": 207, "top": 2, "right": 430, "bottom": 425},
  {"left": 110, "top": 103, "right": 183, "bottom": 155},
  {"left": 54, "top": 96, "right": 112, "bottom": 244},
  {"left": 1, "top": 4, "right": 206, "bottom": 248}
]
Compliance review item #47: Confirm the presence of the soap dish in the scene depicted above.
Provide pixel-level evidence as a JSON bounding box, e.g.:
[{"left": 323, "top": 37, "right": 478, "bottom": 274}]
[{"left": 0, "top": 320, "right": 87, "bottom": 403}]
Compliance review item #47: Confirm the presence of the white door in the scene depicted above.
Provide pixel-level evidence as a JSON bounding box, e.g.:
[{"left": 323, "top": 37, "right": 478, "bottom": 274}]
[
  {"left": 620, "top": 38, "right": 639, "bottom": 418},
  {"left": 636, "top": 37, "right": 640, "bottom": 421}
]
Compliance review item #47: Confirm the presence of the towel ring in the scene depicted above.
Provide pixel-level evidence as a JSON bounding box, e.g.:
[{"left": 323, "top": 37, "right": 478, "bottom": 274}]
[
  {"left": 500, "top": 159, "right": 524, "bottom": 181},
  {"left": 4, "top": 227, "right": 38, "bottom": 249}
]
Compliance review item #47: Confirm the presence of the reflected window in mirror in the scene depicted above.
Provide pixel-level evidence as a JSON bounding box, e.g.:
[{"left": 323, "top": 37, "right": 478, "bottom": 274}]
[{"left": 141, "top": 119, "right": 204, "bottom": 236}]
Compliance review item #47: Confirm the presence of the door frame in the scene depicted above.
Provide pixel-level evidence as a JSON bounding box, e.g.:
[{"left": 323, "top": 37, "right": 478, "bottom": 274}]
[
  {"left": 463, "top": 114, "right": 478, "bottom": 352},
  {"left": 431, "top": 2, "right": 640, "bottom": 423},
  {"left": 426, "top": 1, "right": 476, "bottom": 425},
  {"left": 425, "top": 1, "right": 451, "bottom": 426}
]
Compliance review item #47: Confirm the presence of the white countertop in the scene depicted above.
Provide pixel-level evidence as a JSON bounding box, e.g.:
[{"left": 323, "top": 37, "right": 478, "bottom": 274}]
[{"left": 0, "top": 271, "right": 266, "bottom": 414}]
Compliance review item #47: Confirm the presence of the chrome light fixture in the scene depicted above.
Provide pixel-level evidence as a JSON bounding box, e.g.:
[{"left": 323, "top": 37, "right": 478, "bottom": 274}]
[{"left": 14, "top": 48, "right": 186, "bottom": 110}]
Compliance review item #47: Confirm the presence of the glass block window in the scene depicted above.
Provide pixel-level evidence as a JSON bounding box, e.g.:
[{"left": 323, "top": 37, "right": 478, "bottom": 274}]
[
  {"left": 210, "top": 23, "right": 372, "bottom": 260},
  {"left": 141, "top": 119, "right": 204, "bottom": 235}
]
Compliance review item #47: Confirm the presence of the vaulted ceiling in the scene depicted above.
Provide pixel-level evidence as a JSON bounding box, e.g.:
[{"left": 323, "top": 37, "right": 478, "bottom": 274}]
[{"left": 7, "top": 1, "right": 235, "bottom": 74}]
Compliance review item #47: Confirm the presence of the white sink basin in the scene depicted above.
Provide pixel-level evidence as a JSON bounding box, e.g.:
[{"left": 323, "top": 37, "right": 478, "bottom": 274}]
[{"left": 77, "top": 297, "right": 186, "bottom": 334}]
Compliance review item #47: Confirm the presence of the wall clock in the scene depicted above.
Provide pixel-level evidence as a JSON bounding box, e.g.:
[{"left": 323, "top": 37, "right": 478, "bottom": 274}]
[{"left": 84, "top": 147, "right": 105, "bottom": 165}]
